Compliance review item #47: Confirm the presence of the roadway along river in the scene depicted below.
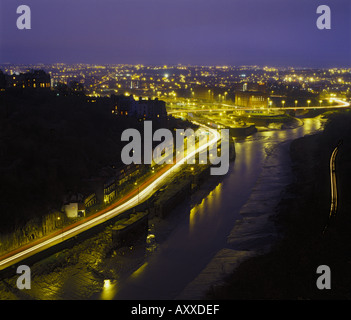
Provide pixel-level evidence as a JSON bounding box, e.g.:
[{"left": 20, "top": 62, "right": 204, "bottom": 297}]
[
  {"left": 3, "top": 115, "right": 322, "bottom": 299},
  {"left": 97, "top": 116, "right": 325, "bottom": 300}
]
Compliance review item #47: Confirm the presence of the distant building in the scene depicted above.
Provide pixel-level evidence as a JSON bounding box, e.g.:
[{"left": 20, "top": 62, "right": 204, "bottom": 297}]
[
  {"left": 235, "top": 90, "right": 268, "bottom": 109},
  {"left": 5, "top": 70, "right": 51, "bottom": 89},
  {"left": 84, "top": 193, "right": 97, "bottom": 208},
  {"left": 111, "top": 94, "right": 136, "bottom": 117},
  {"left": 102, "top": 163, "right": 141, "bottom": 204},
  {"left": 114, "top": 163, "right": 140, "bottom": 186},
  {"left": 241, "top": 82, "right": 267, "bottom": 92},
  {"left": 131, "top": 97, "right": 167, "bottom": 120},
  {"left": 104, "top": 177, "right": 116, "bottom": 204},
  {"left": 82, "top": 163, "right": 141, "bottom": 205},
  {"left": 111, "top": 95, "right": 167, "bottom": 120}
]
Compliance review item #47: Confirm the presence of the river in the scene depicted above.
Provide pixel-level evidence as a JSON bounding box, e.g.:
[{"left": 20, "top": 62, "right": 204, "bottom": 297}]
[{"left": 96, "top": 116, "right": 324, "bottom": 300}]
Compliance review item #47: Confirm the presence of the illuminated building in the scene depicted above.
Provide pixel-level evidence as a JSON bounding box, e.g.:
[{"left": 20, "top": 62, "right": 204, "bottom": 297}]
[
  {"left": 6, "top": 70, "right": 51, "bottom": 89},
  {"left": 63, "top": 193, "right": 86, "bottom": 218},
  {"left": 242, "top": 82, "right": 267, "bottom": 92},
  {"left": 235, "top": 90, "right": 268, "bottom": 109}
]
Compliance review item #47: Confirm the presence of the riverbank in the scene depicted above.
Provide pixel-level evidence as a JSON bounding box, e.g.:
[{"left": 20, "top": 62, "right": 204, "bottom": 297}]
[
  {"left": 177, "top": 137, "right": 294, "bottom": 299},
  {"left": 206, "top": 111, "right": 351, "bottom": 299}
]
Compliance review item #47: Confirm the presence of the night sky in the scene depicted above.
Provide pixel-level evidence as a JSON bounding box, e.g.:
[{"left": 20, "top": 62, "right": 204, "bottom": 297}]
[{"left": 0, "top": 0, "right": 350, "bottom": 67}]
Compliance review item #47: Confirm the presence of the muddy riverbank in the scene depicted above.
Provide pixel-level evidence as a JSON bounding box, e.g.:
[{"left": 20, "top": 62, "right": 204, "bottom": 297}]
[{"left": 207, "top": 111, "right": 351, "bottom": 299}]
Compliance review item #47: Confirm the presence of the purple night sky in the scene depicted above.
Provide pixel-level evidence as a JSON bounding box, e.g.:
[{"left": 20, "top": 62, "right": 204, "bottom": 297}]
[{"left": 0, "top": 0, "right": 350, "bottom": 67}]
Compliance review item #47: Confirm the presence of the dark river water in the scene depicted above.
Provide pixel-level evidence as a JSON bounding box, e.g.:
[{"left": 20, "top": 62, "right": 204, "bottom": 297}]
[{"left": 96, "top": 117, "right": 324, "bottom": 300}]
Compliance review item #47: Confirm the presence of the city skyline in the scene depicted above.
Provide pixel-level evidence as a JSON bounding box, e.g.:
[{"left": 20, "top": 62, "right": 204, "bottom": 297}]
[{"left": 1, "top": 0, "right": 350, "bottom": 68}]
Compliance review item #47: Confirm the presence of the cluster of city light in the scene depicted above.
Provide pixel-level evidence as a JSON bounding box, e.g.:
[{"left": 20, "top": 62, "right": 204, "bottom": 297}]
[{"left": 3, "top": 64, "right": 350, "bottom": 100}]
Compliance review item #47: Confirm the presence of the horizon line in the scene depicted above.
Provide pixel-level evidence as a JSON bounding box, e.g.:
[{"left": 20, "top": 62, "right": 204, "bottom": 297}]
[{"left": 0, "top": 62, "right": 350, "bottom": 70}]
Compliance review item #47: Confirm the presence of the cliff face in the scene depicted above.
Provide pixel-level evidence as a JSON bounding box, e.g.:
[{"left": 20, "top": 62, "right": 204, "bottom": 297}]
[{"left": 0, "top": 211, "right": 64, "bottom": 256}]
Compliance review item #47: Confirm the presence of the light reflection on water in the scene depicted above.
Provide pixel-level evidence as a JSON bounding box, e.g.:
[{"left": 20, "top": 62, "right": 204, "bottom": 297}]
[
  {"left": 103, "top": 116, "right": 325, "bottom": 300},
  {"left": 100, "top": 279, "right": 118, "bottom": 300},
  {"left": 189, "top": 182, "right": 223, "bottom": 234}
]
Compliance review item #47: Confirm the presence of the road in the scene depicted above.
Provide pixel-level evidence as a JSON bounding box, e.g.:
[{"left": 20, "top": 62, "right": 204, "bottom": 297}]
[
  {"left": 0, "top": 123, "right": 221, "bottom": 271},
  {"left": 168, "top": 98, "right": 350, "bottom": 114},
  {"left": 329, "top": 146, "right": 338, "bottom": 216},
  {"left": 329, "top": 140, "right": 342, "bottom": 217},
  {"left": 323, "top": 140, "right": 342, "bottom": 234}
]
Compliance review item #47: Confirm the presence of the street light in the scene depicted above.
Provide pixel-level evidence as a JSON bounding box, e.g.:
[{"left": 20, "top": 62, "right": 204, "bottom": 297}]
[
  {"left": 57, "top": 216, "right": 63, "bottom": 240},
  {"left": 307, "top": 100, "right": 311, "bottom": 108},
  {"left": 319, "top": 100, "right": 322, "bottom": 107},
  {"left": 295, "top": 100, "right": 298, "bottom": 108},
  {"left": 135, "top": 182, "right": 140, "bottom": 204},
  {"left": 281, "top": 100, "right": 285, "bottom": 108}
]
